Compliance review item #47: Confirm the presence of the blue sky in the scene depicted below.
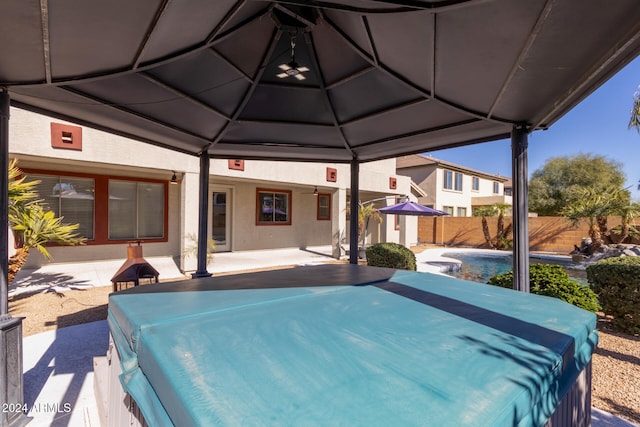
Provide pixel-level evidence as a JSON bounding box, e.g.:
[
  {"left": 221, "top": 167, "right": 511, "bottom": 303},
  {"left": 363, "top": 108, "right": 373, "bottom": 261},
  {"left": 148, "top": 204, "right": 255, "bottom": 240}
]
[{"left": 428, "top": 55, "right": 640, "bottom": 201}]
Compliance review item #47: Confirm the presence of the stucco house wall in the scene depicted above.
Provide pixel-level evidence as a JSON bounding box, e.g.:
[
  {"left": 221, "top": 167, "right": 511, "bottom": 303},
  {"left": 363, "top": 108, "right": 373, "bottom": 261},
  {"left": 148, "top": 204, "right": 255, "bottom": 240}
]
[{"left": 9, "top": 108, "right": 416, "bottom": 273}]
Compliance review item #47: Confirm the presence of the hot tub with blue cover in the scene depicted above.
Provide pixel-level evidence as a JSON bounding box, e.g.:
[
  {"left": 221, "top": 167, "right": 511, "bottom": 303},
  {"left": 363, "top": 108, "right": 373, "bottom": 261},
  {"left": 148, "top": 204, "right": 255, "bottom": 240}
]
[{"left": 107, "top": 264, "right": 597, "bottom": 427}]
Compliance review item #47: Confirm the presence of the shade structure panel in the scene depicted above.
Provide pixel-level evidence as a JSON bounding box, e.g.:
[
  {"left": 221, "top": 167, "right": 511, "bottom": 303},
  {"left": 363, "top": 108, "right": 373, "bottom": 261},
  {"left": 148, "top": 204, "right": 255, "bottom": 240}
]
[
  {"left": 221, "top": 121, "right": 345, "bottom": 148},
  {"left": 239, "top": 85, "right": 334, "bottom": 124},
  {"left": 3, "top": 0, "right": 640, "bottom": 160},
  {"left": 72, "top": 76, "right": 228, "bottom": 140},
  {"left": 109, "top": 264, "right": 597, "bottom": 427},
  {"left": 48, "top": 0, "right": 163, "bottom": 79},
  {"left": 341, "top": 99, "right": 471, "bottom": 146},
  {"left": 136, "top": 0, "right": 240, "bottom": 65},
  {"left": 147, "top": 49, "right": 250, "bottom": 118},
  {"left": 365, "top": 10, "right": 433, "bottom": 92},
  {"left": 0, "top": 0, "right": 47, "bottom": 83}
]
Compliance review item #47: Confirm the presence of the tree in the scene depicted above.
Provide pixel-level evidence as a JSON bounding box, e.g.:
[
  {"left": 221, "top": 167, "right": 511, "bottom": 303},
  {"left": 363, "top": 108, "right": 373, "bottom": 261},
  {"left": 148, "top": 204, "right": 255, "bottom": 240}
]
[
  {"left": 629, "top": 86, "right": 640, "bottom": 133},
  {"left": 8, "top": 160, "right": 86, "bottom": 283},
  {"left": 528, "top": 154, "right": 627, "bottom": 216},
  {"left": 473, "top": 203, "right": 512, "bottom": 250},
  {"left": 561, "top": 186, "right": 628, "bottom": 252}
]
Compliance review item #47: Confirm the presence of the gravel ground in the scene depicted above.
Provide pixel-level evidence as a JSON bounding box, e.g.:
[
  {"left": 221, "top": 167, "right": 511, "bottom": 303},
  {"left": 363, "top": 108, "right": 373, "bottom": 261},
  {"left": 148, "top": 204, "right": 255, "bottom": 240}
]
[{"left": 9, "top": 279, "right": 640, "bottom": 425}]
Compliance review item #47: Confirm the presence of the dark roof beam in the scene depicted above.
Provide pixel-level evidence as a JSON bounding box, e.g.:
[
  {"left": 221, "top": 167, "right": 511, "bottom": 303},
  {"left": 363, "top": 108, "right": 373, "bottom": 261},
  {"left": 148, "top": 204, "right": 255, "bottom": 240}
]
[
  {"left": 305, "top": 31, "right": 355, "bottom": 156},
  {"left": 132, "top": 0, "right": 172, "bottom": 69},
  {"left": 532, "top": 21, "right": 640, "bottom": 131},
  {"left": 325, "top": 66, "right": 374, "bottom": 90},
  {"left": 235, "top": 118, "right": 333, "bottom": 127},
  {"left": 323, "top": 14, "right": 515, "bottom": 126},
  {"left": 205, "top": 0, "right": 250, "bottom": 44},
  {"left": 207, "top": 28, "right": 282, "bottom": 151},
  {"left": 340, "top": 98, "right": 430, "bottom": 126},
  {"left": 39, "top": 0, "right": 52, "bottom": 84},
  {"left": 260, "top": 0, "right": 488, "bottom": 14},
  {"left": 139, "top": 73, "right": 231, "bottom": 121},
  {"left": 59, "top": 86, "right": 215, "bottom": 148},
  {"left": 273, "top": 4, "right": 317, "bottom": 29},
  {"left": 206, "top": 48, "right": 254, "bottom": 83},
  {"left": 486, "top": 0, "right": 553, "bottom": 121}
]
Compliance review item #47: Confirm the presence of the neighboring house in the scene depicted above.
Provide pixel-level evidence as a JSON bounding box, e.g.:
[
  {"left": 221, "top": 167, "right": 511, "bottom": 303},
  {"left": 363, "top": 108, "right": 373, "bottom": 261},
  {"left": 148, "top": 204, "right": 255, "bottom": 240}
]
[
  {"left": 396, "top": 154, "right": 512, "bottom": 216},
  {"left": 8, "top": 108, "right": 416, "bottom": 274}
]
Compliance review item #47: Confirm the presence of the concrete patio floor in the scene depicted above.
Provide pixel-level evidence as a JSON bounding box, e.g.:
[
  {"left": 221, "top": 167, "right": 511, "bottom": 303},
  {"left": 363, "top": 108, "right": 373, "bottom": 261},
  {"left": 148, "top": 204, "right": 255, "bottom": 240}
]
[{"left": 17, "top": 246, "right": 640, "bottom": 426}]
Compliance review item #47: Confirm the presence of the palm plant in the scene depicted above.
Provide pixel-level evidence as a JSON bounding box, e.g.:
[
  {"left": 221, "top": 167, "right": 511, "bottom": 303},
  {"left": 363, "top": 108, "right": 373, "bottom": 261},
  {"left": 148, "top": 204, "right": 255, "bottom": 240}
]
[
  {"left": 357, "top": 202, "right": 382, "bottom": 248},
  {"left": 629, "top": 86, "right": 640, "bottom": 132},
  {"left": 8, "top": 160, "right": 86, "bottom": 283},
  {"left": 561, "top": 186, "right": 627, "bottom": 252},
  {"left": 473, "top": 203, "right": 512, "bottom": 250}
]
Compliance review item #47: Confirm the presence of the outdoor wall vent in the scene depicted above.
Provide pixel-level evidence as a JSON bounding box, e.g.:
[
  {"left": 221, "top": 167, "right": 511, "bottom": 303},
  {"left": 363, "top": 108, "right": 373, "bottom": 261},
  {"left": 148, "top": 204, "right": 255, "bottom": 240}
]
[
  {"left": 228, "top": 159, "right": 245, "bottom": 171},
  {"left": 51, "top": 122, "right": 82, "bottom": 151},
  {"left": 326, "top": 167, "right": 337, "bottom": 182}
]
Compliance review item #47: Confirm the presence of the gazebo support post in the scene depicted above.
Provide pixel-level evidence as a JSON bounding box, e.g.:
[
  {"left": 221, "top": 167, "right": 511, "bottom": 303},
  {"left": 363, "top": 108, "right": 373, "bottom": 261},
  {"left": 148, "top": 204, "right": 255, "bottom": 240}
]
[
  {"left": 511, "top": 123, "right": 530, "bottom": 292},
  {"left": 349, "top": 157, "right": 359, "bottom": 265},
  {"left": 0, "top": 88, "right": 30, "bottom": 427},
  {"left": 192, "top": 152, "right": 212, "bottom": 278}
]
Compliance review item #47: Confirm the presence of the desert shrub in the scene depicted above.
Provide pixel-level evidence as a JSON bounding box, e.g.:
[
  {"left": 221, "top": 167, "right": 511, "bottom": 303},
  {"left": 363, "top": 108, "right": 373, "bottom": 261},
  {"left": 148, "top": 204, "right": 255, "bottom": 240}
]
[
  {"left": 587, "top": 256, "right": 640, "bottom": 335},
  {"left": 366, "top": 243, "right": 416, "bottom": 271},
  {"left": 488, "top": 264, "right": 601, "bottom": 312}
]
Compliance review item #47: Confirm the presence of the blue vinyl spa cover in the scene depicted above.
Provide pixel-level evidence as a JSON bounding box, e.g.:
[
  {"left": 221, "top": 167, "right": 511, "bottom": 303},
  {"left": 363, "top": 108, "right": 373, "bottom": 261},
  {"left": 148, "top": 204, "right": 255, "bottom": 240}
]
[{"left": 108, "top": 264, "right": 597, "bottom": 427}]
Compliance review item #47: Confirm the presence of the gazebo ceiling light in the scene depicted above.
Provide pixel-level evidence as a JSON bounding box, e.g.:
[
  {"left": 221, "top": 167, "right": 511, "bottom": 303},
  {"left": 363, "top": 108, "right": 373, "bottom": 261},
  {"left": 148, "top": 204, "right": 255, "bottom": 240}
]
[{"left": 276, "top": 34, "right": 310, "bottom": 81}]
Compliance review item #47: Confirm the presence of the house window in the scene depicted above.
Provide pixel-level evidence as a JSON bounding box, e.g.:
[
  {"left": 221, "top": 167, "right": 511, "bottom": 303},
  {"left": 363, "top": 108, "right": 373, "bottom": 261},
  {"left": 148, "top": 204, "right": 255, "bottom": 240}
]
[
  {"left": 454, "top": 172, "right": 463, "bottom": 191},
  {"left": 472, "top": 177, "right": 480, "bottom": 191},
  {"left": 109, "top": 180, "right": 165, "bottom": 239},
  {"left": 30, "top": 174, "right": 95, "bottom": 239},
  {"left": 317, "top": 193, "right": 331, "bottom": 220},
  {"left": 257, "top": 189, "right": 291, "bottom": 225},
  {"left": 25, "top": 171, "right": 168, "bottom": 243},
  {"left": 443, "top": 170, "right": 453, "bottom": 190},
  {"left": 443, "top": 170, "right": 463, "bottom": 191},
  {"left": 493, "top": 181, "right": 500, "bottom": 194},
  {"left": 457, "top": 207, "right": 467, "bottom": 217},
  {"left": 443, "top": 206, "right": 454, "bottom": 216}
]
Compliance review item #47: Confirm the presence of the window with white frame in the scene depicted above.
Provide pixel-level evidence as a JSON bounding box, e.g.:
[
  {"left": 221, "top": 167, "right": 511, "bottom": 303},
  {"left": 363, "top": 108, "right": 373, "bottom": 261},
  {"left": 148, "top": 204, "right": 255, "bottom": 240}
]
[
  {"left": 493, "top": 181, "right": 500, "bottom": 194},
  {"left": 443, "top": 170, "right": 463, "bottom": 191},
  {"left": 443, "top": 170, "right": 453, "bottom": 190},
  {"left": 257, "top": 189, "right": 291, "bottom": 225},
  {"left": 457, "top": 207, "right": 467, "bottom": 217},
  {"left": 472, "top": 176, "right": 480, "bottom": 191},
  {"left": 454, "top": 172, "right": 463, "bottom": 191},
  {"left": 443, "top": 206, "right": 454, "bottom": 216}
]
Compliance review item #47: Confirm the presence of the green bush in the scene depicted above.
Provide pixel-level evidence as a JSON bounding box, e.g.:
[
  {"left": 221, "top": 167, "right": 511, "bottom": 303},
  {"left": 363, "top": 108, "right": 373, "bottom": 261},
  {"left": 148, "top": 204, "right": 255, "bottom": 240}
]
[
  {"left": 488, "top": 264, "right": 601, "bottom": 313},
  {"left": 366, "top": 243, "right": 416, "bottom": 271},
  {"left": 586, "top": 256, "right": 640, "bottom": 335}
]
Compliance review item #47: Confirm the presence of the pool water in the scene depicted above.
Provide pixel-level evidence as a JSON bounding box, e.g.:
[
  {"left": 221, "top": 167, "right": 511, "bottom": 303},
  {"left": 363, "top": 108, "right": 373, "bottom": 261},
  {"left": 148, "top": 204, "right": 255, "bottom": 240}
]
[{"left": 440, "top": 252, "right": 588, "bottom": 285}]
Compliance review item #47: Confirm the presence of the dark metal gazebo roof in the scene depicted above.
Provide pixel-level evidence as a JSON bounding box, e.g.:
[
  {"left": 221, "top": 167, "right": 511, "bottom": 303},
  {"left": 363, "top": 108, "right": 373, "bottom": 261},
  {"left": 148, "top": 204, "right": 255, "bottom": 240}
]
[{"left": 3, "top": 0, "right": 640, "bottom": 162}]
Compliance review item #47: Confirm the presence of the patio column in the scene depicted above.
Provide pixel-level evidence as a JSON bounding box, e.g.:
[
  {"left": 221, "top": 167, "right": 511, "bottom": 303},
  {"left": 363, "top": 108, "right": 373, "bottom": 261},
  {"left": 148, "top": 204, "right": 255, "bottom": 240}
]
[
  {"left": 349, "top": 157, "right": 359, "bottom": 264},
  {"left": 0, "top": 88, "right": 30, "bottom": 427},
  {"left": 192, "top": 152, "right": 212, "bottom": 278},
  {"left": 511, "top": 124, "right": 530, "bottom": 292}
]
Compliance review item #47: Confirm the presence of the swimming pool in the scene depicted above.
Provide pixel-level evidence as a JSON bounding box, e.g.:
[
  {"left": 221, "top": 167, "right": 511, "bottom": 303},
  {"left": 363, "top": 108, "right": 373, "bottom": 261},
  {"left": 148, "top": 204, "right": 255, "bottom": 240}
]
[{"left": 439, "top": 251, "right": 588, "bottom": 285}]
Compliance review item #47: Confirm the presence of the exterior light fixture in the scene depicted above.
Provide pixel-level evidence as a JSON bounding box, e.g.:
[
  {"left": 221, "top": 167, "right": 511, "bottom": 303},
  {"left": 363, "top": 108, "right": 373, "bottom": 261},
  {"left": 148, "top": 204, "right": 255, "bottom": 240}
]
[{"left": 170, "top": 172, "right": 178, "bottom": 184}]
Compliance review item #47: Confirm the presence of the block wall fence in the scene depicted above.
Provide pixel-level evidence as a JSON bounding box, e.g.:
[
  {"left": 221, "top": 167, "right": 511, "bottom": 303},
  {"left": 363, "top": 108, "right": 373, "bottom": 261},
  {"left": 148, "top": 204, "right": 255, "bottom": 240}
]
[{"left": 418, "top": 216, "right": 625, "bottom": 253}]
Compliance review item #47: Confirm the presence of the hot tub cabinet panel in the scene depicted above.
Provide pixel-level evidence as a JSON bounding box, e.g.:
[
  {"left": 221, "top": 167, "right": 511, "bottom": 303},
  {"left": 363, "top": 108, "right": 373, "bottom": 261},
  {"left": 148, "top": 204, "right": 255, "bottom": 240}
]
[{"left": 104, "top": 264, "right": 597, "bottom": 427}]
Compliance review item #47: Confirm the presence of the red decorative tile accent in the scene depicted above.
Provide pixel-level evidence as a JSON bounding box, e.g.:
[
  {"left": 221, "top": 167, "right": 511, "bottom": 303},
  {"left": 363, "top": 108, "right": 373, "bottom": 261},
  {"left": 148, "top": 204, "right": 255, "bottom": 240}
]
[
  {"left": 389, "top": 177, "right": 397, "bottom": 190},
  {"left": 228, "top": 159, "right": 245, "bottom": 171},
  {"left": 51, "top": 122, "right": 82, "bottom": 150},
  {"left": 326, "top": 167, "right": 337, "bottom": 182}
]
